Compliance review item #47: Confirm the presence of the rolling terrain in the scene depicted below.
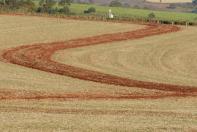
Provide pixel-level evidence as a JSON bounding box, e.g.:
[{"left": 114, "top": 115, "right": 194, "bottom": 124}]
[{"left": 0, "top": 15, "right": 197, "bottom": 131}]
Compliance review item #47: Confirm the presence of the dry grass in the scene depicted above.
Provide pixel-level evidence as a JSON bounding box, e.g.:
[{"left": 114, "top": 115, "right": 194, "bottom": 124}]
[
  {"left": 0, "top": 98, "right": 197, "bottom": 131},
  {"left": 0, "top": 15, "right": 197, "bottom": 131},
  {"left": 0, "top": 15, "right": 142, "bottom": 49},
  {"left": 0, "top": 15, "right": 143, "bottom": 93},
  {"left": 53, "top": 26, "right": 197, "bottom": 87}
]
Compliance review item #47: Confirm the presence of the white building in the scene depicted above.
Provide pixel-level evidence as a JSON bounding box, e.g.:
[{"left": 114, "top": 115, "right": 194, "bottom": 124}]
[{"left": 146, "top": 0, "right": 192, "bottom": 3}]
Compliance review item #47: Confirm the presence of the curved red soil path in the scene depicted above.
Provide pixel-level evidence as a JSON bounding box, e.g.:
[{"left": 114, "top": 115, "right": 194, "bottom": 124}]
[{"left": 1, "top": 23, "right": 197, "bottom": 100}]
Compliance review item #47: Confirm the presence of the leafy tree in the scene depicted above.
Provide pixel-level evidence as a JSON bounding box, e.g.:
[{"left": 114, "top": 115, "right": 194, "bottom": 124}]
[
  {"left": 58, "top": 5, "right": 70, "bottom": 14},
  {"left": 0, "top": 0, "right": 4, "bottom": 5},
  {"left": 47, "top": 7, "right": 58, "bottom": 14},
  {"left": 20, "top": 0, "right": 35, "bottom": 10},
  {"left": 39, "top": 0, "right": 44, "bottom": 6},
  {"left": 5, "top": 0, "right": 19, "bottom": 8},
  {"left": 37, "top": 0, "right": 72, "bottom": 14},
  {"left": 0, "top": 0, "right": 6, "bottom": 5},
  {"left": 0, "top": 0, "right": 34, "bottom": 9},
  {"left": 38, "top": 0, "right": 56, "bottom": 13},
  {"left": 148, "top": 12, "right": 156, "bottom": 21},
  {"left": 87, "top": 7, "right": 96, "bottom": 13}
]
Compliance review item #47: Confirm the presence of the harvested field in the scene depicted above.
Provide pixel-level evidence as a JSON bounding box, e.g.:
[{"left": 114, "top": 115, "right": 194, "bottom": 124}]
[
  {"left": 53, "top": 26, "right": 197, "bottom": 87},
  {"left": 0, "top": 15, "right": 197, "bottom": 131}
]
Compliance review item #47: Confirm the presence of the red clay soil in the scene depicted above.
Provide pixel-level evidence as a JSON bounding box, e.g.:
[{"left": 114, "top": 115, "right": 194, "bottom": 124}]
[{"left": 1, "top": 23, "right": 197, "bottom": 101}]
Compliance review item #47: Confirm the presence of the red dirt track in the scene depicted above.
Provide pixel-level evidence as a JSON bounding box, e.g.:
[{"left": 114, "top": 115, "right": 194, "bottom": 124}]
[{"left": 1, "top": 22, "right": 197, "bottom": 101}]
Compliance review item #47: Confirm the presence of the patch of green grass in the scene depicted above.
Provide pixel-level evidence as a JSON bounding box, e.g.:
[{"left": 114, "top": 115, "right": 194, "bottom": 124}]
[
  {"left": 31, "top": 1, "right": 197, "bottom": 23},
  {"left": 70, "top": 3, "right": 197, "bottom": 23}
]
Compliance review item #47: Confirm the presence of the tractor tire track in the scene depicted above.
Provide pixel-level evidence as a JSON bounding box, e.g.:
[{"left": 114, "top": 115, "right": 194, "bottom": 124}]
[{"left": 1, "top": 23, "right": 197, "bottom": 101}]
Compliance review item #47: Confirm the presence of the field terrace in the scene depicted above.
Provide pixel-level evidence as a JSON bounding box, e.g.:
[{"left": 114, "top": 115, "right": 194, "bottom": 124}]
[{"left": 0, "top": 15, "right": 197, "bottom": 131}]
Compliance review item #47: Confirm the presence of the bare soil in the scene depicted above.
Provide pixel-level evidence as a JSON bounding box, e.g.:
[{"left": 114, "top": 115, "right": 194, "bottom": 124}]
[{"left": 1, "top": 23, "right": 196, "bottom": 101}]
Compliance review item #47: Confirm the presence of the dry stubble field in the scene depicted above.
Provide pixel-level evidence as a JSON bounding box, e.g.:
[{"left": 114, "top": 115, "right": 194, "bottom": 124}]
[{"left": 0, "top": 15, "right": 197, "bottom": 132}]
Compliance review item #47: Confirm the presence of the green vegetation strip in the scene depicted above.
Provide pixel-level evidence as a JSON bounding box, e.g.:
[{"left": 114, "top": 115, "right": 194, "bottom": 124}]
[
  {"left": 70, "top": 3, "right": 197, "bottom": 24},
  {"left": 1, "top": 0, "right": 197, "bottom": 25}
]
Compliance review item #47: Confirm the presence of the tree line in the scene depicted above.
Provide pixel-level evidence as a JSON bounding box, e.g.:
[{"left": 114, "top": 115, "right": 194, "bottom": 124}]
[{"left": 0, "top": 0, "right": 73, "bottom": 14}]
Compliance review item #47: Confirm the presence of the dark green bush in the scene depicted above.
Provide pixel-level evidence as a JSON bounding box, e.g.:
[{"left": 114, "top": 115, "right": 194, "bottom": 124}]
[
  {"left": 148, "top": 12, "right": 156, "bottom": 20},
  {"left": 58, "top": 6, "right": 70, "bottom": 14},
  {"left": 36, "top": 7, "right": 42, "bottom": 13},
  {"left": 48, "top": 8, "right": 58, "bottom": 14},
  {"left": 88, "top": 7, "right": 96, "bottom": 12},
  {"left": 84, "top": 7, "right": 96, "bottom": 14}
]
